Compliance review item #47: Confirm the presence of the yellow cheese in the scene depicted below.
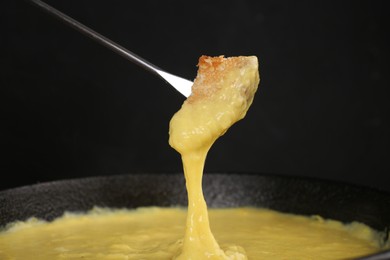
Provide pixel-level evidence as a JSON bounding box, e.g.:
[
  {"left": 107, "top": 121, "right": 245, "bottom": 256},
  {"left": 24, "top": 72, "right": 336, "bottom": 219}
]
[
  {"left": 0, "top": 55, "right": 387, "bottom": 260},
  {"left": 0, "top": 207, "right": 386, "bottom": 259},
  {"left": 169, "top": 55, "right": 260, "bottom": 259}
]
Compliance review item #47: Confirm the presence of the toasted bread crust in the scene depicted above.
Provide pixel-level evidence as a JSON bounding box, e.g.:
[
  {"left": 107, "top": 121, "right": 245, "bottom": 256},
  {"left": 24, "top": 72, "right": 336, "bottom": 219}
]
[{"left": 187, "top": 55, "right": 257, "bottom": 103}]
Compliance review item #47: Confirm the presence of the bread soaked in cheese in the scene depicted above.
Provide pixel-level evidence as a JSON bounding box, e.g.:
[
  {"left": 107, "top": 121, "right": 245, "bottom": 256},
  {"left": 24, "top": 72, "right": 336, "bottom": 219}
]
[
  {"left": 169, "top": 56, "right": 260, "bottom": 259},
  {"left": 169, "top": 55, "right": 259, "bottom": 153}
]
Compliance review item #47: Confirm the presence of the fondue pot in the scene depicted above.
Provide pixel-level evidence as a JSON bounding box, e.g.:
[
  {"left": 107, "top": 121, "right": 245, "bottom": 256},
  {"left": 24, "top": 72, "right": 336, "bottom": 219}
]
[{"left": 0, "top": 173, "right": 389, "bottom": 259}]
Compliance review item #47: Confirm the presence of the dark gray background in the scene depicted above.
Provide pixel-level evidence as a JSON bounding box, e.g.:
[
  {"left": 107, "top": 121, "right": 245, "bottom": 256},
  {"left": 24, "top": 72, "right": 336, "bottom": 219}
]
[{"left": 1, "top": 1, "right": 389, "bottom": 191}]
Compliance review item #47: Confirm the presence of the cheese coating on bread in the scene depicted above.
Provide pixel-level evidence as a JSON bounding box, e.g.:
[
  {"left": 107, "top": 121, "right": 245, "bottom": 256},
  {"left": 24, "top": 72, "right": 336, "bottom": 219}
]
[{"left": 169, "top": 55, "right": 260, "bottom": 153}]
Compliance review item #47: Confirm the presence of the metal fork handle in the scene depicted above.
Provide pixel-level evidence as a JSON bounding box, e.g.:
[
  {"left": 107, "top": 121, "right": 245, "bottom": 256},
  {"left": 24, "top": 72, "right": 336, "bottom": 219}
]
[{"left": 28, "top": 0, "right": 162, "bottom": 75}]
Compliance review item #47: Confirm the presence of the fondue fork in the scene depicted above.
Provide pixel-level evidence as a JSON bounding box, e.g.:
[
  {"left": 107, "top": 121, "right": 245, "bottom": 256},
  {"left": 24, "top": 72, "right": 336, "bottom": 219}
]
[{"left": 28, "top": 0, "right": 193, "bottom": 98}]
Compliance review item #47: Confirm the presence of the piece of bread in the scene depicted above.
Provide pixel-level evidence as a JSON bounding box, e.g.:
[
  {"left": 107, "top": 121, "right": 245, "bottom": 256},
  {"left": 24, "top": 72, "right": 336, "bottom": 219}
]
[
  {"left": 188, "top": 55, "right": 259, "bottom": 105},
  {"left": 169, "top": 55, "right": 260, "bottom": 152}
]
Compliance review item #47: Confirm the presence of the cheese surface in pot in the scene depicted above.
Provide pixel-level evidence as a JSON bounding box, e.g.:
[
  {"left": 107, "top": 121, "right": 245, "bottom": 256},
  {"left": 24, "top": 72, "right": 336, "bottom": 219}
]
[{"left": 0, "top": 207, "right": 386, "bottom": 259}]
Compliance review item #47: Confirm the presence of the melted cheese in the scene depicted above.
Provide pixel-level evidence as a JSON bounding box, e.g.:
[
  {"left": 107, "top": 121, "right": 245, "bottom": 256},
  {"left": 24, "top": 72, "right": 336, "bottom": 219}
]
[
  {"left": 0, "top": 55, "right": 387, "bottom": 259},
  {"left": 0, "top": 207, "right": 386, "bottom": 259},
  {"left": 169, "top": 55, "right": 260, "bottom": 259}
]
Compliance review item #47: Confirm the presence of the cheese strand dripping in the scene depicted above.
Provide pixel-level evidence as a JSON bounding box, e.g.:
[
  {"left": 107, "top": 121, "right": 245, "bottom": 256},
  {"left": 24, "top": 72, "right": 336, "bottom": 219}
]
[{"left": 169, "top": 55, "right": 260, "bottom": 259}]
